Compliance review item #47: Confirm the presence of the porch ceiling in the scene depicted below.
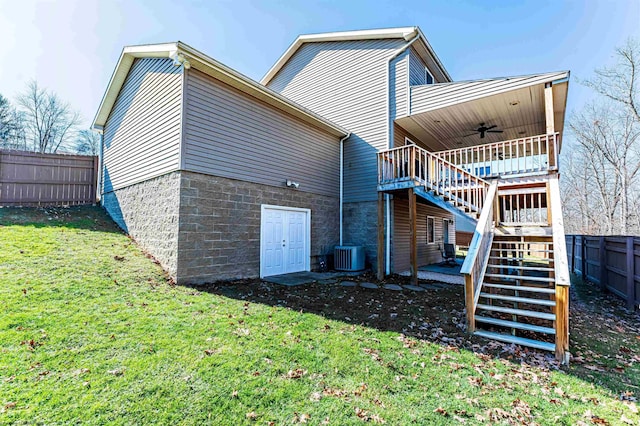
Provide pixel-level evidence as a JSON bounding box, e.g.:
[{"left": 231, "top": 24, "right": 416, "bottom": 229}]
[{"left": 397, "top": 72, "right": 569, "bottom": 151}]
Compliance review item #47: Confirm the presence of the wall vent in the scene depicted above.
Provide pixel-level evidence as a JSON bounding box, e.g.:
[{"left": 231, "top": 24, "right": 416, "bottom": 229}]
[{"left": 334, "top": 245, "right": 365, "bottom": 271}]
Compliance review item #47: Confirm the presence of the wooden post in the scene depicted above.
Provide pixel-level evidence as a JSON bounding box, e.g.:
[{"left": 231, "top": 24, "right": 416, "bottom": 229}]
[
  {"left": 581, "top": 236, "right": 587, "bottom": 279},
  {"left": 570, "top": 235, "right": 576, "bottom": 272},
  {"left": 408, "top": 188, "right": 418, "bottom": 286},
  {"left": 544, "top": 82, "right": 556, "bottom": 168},
  {"left": 599, "top": 236, "right": 607, "bottom": 291},
  {"left": 465, "top": 274, "right": 475, "bottom": 333},
  {"left": 555, "top": 285, "right": 569, "bottom": 363},
  {"left": 92, "top": 155, "right": 99, "bottom": 204},
  {"left": 377, "top": 192, "right": 385, "bottom": 281},
  {"left": 626, "top": 237, "right": 635, "bottom": 310}
]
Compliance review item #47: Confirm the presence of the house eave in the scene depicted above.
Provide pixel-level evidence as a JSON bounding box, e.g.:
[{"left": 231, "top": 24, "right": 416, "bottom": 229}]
[{"left": 397, "top": 71, "right": 570, "bottom": 151}]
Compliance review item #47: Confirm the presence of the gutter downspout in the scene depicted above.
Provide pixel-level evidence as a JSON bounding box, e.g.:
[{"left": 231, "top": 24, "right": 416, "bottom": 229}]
[
  {"left": 339, "top": 132, "right": 351, "bottom": 246},
  {"left": 384, "top": 31, "right": 421, "bottom": 275},
  {"left": 93, "top": 126, "right": 105, "bottom": 206}
]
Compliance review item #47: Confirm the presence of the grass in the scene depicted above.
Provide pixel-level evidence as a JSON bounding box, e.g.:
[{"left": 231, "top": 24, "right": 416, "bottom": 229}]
[{"left": 1, "top": 206, "right": 639, "bottom": 425}]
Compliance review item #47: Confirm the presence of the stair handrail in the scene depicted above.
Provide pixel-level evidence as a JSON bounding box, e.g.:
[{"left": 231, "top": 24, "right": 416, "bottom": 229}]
[{"left": 460, "top": 181, "right": 498, "bottom": 332}]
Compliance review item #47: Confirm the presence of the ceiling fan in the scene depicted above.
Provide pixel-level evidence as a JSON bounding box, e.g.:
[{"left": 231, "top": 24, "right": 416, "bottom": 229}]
[{"left": 466, "top": 123, "right": 504, "bottom": 139}]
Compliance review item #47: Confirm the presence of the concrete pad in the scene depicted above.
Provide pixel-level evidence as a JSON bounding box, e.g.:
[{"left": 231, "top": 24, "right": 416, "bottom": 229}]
[
  {"left": 359, "top": 282, "right": 379, "bottom": 289},
  {"left": 263, "top": 272, "right": 318, "bottom": 286},
  {"left": 383, "top": 284, "right": 403, "bottom": 291}
]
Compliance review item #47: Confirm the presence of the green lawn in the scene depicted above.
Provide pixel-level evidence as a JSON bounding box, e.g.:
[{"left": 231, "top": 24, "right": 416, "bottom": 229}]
[{"left": 1, "top": 206, "right": 639, "bottom": 425}]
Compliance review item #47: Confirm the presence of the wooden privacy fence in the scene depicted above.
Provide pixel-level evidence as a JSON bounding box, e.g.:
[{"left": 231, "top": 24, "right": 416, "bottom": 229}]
[
  {"left": 566, "top": 235, "right": 640, "bottom": 310},
  {"left": 0, "top": 150, "right": 98, "bottom": 207}
]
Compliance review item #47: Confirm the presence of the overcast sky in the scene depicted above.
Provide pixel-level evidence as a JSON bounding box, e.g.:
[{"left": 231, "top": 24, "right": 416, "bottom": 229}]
[{"left": 1, "top": 0, "right": 638, "bottom": 129}]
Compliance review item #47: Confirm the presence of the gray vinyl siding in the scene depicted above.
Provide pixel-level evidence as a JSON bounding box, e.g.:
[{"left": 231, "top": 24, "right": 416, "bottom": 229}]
[
  {"left": 409, "top": 47, "right": 429, "bottom": 86},
  {"left": 102, "top": 58, "right": 182, "bottom": 193},
  {"left": 392, "top": 198, "right": 455, "bottom": 272},
  {"left": 182, "top": 68, "right": 339, "bottom": 197},
  {"left": 267, "top": 39, "right": 406, "bottom": 202},
  {"left": 390, "top": 51, "right": 408, "bottom": 120}
]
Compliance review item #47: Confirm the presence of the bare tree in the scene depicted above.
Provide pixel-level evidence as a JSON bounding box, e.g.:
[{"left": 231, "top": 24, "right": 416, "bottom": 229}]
[
  {"left": 17, "top": 81, "right": 80, "bottom": 153},
  {"left": 0, "top": 94, "right": 26, "bottom": 150},
  {"left": 75, "top": 129, "right": 100, "bottom": 156},
  {"left": 563, "top": 38, "right": 640, "bottom": 235},
  {"left": 583, "top": 38, "right": 640, "bottom": 122}
]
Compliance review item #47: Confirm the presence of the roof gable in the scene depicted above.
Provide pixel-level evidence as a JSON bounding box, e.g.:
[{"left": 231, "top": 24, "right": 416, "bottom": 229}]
[
  {"left": 261, "top": 26, "right": 452, "bottom": 86},
  {"left": 93, "top": 42, "right": 348, "bottom": 137}
]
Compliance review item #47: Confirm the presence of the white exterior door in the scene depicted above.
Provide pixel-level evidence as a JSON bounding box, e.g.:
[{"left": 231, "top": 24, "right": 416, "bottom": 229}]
[{"left": 261, "top": 205, "right": 310, "bottom": 277}]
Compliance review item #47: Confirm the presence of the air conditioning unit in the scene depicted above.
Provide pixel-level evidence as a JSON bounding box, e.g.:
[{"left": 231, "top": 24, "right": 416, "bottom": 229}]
[{"left": 334, "top": 245, "right": 365, "bottom": 271}]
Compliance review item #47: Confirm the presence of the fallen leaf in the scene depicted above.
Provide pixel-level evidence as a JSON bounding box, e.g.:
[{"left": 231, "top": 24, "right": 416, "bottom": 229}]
[
  {"left": 434, "top": 407, "right": 448, "bottom": 416},
  {"left": 285, "top": 369, "right": 307, "bottom": 379}
]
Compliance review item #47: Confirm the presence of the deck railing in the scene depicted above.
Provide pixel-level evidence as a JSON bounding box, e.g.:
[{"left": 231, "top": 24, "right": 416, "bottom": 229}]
[
  {"left": 497, "top": 186, "right": 549, "bottom": 226},
  {"left": 433, "top": 133, "right": 560, "bottom": 179},
  {"left": 378, "top": 144, "right": 490, "bottom": 214},
  {"left": 460, "top": 181, "right": 498, "bottom": 332}
]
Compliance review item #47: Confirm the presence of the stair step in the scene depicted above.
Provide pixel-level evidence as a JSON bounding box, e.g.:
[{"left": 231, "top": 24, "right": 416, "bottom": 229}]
[
  {"left": 488, "top": 256, "right": 553, "bottom": 262},
  {"left": 476, "top": 304, "right": 556, "bottom": 321},
  {"left": 493, "top": 240, "right": 552, "bottom": 244},
  {"left": 485, "top": 273, "right": 555, "bottom": 283},
  {"left": 475, "top": 316, "right": 556, "bottom": 334},
  {"left": 497, "top": 187, "right": 547, "bottom": 196},
  {"left": 474, "top": 330, "right": 556, "bottom": 352},
  {"left": 494, "top": 226, "right": 552, "bottom": 237},
  {"left": 487, "top": 264, "right": 554, "bottom": 271},
  {"left": 491, "top": 248, "right": 554, "bottom": 253},
  {"left": 479, "top": 292, "right": 556, "bottom": 307},
  {"left": 483, "top": 283, "right": 556, "bottom": 294}
]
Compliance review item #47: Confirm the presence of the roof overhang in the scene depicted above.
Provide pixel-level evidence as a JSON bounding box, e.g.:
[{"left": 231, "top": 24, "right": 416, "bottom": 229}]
[
  {"left": 397, "top": 71, "right": 570, "bottom": 151},
  {"left": 92, "top": 42, "right": 348, "bottom": 138},
  {"left": 261, "top": 26, "right": 452, "bottom": 85}
]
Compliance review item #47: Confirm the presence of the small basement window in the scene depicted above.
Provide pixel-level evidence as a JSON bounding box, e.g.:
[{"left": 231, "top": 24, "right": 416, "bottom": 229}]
[{"left": 426, "top": 216, "right": 435, "bottom": 244}]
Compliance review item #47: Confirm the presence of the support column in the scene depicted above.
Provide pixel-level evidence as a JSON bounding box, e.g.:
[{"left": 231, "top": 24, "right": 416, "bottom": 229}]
[
  {"left": 544, "top": 82, "right": 556, "bottom": 168},
  {"left": 377, "top": 192, "right": 385, "bottom": 281},
  {"left": 408, "top": 188, "right": 418, "bottom": 286},
  {"left": 555, "top": 285, "right": 570, "bottom": 363},
  {"left": 465, "top": 274, "right": 475, "bottom": 333}
]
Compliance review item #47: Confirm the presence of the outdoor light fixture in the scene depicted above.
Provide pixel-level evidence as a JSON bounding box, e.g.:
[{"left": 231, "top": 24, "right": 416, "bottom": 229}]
[{"left": 286, "top": 180, "right": 300, "bottom": 189}]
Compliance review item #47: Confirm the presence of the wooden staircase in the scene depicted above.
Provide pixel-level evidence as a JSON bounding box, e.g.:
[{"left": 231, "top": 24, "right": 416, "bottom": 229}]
[
  {"left": 461, "top": 177, "right": 570, "bottom": 362},
  {"left": 377, "top": 135, "right": 570, "bottom": 362}
]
